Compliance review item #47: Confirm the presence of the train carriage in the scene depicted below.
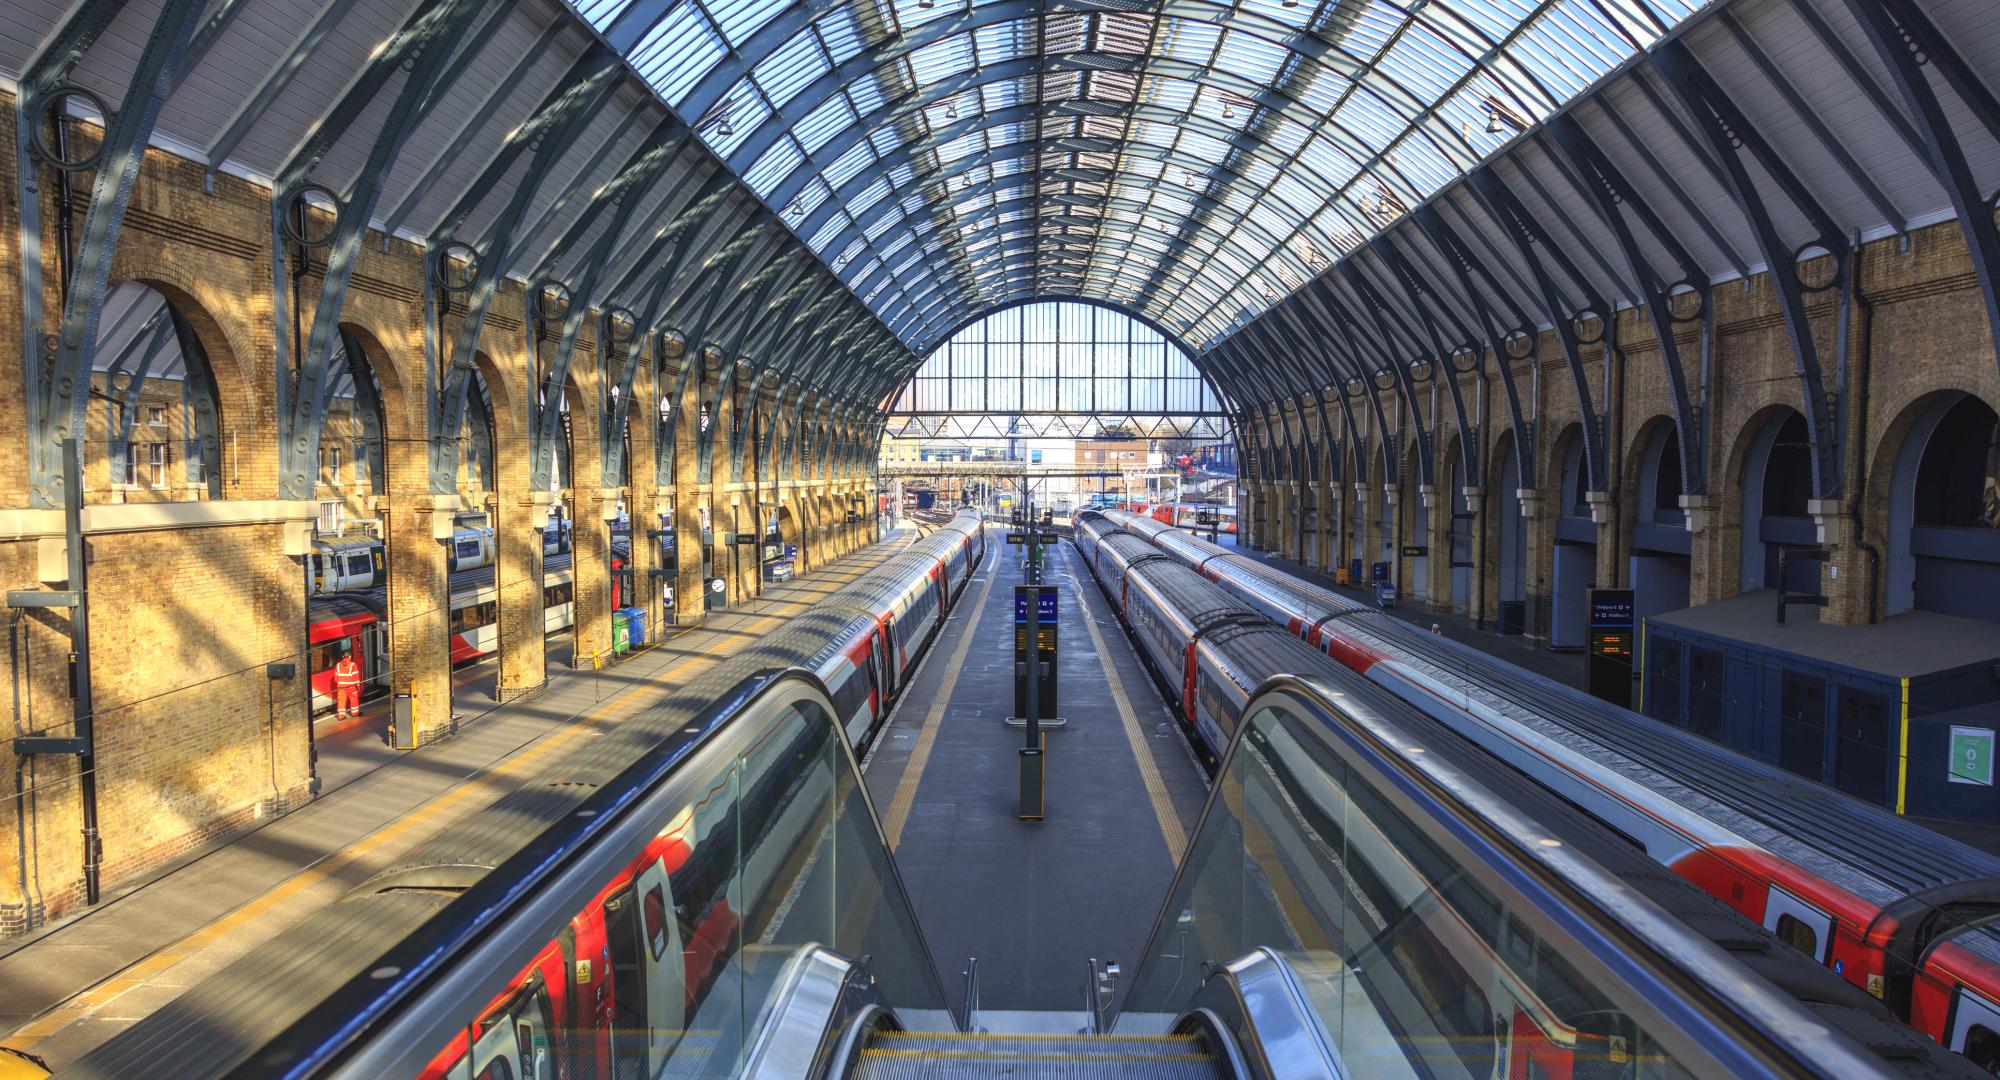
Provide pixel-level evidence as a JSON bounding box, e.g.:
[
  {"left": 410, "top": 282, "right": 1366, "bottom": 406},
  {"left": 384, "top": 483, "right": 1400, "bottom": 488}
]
[{"left": 1099, "top": 508, "right": 2000, "bottom": 1067}]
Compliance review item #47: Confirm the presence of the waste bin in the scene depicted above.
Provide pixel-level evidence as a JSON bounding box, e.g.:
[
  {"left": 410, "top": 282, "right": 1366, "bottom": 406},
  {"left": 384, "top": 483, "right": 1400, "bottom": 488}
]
[
  {"left": 1370, "top": 560, "right": 1390, "bottom": 583},
  {"left": 1349, "top": 559, "right": 1363, "bottom": 583},
  {"left": 1499, "top": 600, "right": 1527, "bottom": 636},
  {"left": 1374, "top": 581, "right": 1398, "bottom": 609},
  {"left": 624, "top": 606, "right": 647, "bottom": 647},
  {"left": 612, "top": 610, "right": 630, "bottom": 655}
]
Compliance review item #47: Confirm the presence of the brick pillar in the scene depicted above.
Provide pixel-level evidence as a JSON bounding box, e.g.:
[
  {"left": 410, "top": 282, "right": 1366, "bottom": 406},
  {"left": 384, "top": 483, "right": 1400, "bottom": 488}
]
[
  {"left": 1423, "top": 485, "right": 1450, "bottom": 612},
  {"left": 1682, "top": 495, "right": 1722, "bottom": 605},
  {"left": 384, "top": 440, "right": 453, "bottom": 743},
  {"left": 626, "top": 358, "right": 662, "bottom": 640},
  {"left": 672, "top": 369, "right": 705, "bottom": 627},
  {"left": 1518, "top": 486, "right": 1554, "bottom": 643},
  {"left": 1587, "top": 490, "right": 1621, "bottom": 591},
  {"left": 1462, "top": 485, "right": 1486, "bottom": 622},
  {"left": 496, "top": 488, "right": 549, "bottom": 702},
  {"left": 565, "top": 348, "right": 612, "bottom": 667},
  {"left": 1810, "top": 499, "right": 1870, "bottom": 626}
]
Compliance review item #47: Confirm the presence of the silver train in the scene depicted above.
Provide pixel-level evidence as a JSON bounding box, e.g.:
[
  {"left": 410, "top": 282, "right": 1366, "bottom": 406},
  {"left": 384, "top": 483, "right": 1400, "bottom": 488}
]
[{"left": 1082, "top": 506, "right": 2000, "bottom": 1067}]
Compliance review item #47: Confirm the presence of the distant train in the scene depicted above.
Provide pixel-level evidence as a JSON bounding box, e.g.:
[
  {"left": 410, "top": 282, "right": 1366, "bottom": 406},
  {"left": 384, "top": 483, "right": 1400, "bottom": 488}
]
[
  {"left": 306, "top": 555, "right": 577, "bottom": 715},
  {"left": 1125, "top": 501, "right": 1237, "bottom": 534},
  {"left": 1087, "top": 507, "right": 2000, "bottom": 1069},
  {"left": 307, "top": 520, "right": 574, "bottom": 596}
]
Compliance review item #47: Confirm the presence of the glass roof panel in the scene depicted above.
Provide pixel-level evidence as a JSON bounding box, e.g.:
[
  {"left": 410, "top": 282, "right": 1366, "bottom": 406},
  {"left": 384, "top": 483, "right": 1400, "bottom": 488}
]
[{"left": 583, "top": 0, "right": 1709, "bottom": 351}]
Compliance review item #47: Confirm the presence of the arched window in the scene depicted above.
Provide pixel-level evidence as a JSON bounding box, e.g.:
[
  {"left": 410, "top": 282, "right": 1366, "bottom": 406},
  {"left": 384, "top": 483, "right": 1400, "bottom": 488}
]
[
  {"left": 887, "top": 301, "right": 1228, "bottom": 440},
  {"left": 1915, "top": 397, "right": 2000, "bottom": 529}
]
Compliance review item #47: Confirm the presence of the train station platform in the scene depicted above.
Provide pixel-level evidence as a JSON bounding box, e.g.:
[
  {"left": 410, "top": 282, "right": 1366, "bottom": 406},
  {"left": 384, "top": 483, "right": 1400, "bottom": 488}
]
[
  {"left": 0, "top": 534, "right": 922, "bottom": 1069},
  {"left": 863, "top": 533, "right": 1210, "bottom": 1016}
]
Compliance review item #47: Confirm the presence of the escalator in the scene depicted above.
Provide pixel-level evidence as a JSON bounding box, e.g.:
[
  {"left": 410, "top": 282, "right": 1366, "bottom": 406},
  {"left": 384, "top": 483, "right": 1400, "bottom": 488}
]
[{"left": 156, "top": 670, "right": 1979, "bottom": 1079}]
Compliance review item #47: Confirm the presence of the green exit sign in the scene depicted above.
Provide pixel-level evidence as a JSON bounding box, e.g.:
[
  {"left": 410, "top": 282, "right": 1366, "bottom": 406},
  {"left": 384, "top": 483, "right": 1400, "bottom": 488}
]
[{"left": 1949, "top": 726, "right": 1994, "bottom": 787}]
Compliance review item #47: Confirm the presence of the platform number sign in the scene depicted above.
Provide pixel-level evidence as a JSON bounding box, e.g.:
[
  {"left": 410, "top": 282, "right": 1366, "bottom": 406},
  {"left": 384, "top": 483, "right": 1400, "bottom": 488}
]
[{"left": 1949, "top": 726, "right": 1994, "bottom": 787}]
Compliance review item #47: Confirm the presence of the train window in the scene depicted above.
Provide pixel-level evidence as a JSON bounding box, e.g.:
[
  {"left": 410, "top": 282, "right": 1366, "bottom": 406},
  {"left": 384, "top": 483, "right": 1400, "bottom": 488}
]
[
  {"left": 346, "top": 554, "right": 372, "bottom": 576},
  {"left": 642, "top": 884, "right": 670, "bottom": 962},
  {"left": 544, "top": 581, "right": 573, "bottom": 607},
  {"left": 309, "top": 640, "right": 345, "bottom": 673},
  {"left": 1963, "top": 1024, "right": 2000, "bottom": 1074},
  {"left": 1774, "top": 914, "right": 1819, "bottom": 958}
]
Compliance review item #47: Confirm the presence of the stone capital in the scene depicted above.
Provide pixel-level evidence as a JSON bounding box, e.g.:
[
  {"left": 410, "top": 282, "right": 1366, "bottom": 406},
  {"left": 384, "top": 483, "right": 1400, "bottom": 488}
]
[
  {"left": 1807, "top": 498, "right": 1848, "bottom": 547},
  {"left": 1679, "top": 494, "right": 1712, "bottom": 534},
  {"left": 1418, "top": 483, "right": 1436, "bottom": 510},
  {"left": 1514, "top": 487, "right": 1543, "bottom": 517},
  {"left": 1584, "top": 489, "right": 1613, "bottom": 526},
  {"left": 1461, "top": 486, "right": 1483, "bottom": 503}
]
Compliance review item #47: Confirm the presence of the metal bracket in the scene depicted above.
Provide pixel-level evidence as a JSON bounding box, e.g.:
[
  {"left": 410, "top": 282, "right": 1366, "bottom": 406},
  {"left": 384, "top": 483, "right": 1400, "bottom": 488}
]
[{"left": 7, "top": 590, "right": 79, "bottom": 608}]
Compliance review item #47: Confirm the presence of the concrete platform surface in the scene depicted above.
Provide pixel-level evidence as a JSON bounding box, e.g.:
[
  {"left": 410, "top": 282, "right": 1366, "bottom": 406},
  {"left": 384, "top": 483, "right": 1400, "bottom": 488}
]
[{"left": 864, "top": 537, "right": 1210, "bottom": 1016}]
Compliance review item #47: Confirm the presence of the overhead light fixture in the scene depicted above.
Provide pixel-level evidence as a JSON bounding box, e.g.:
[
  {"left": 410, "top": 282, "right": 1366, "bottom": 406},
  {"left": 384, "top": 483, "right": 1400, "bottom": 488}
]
[
  {"left": 1484, "top": 106, "right": 1504, "bottom": 135},
  {"left": 1221, "top": 101, "right": 1235, "bottom": 119},
  {"left": 717, "top": 113, "right": 733, "bottom": 138},
  {"left": 946, "top": 101, "right": 957, "bottom": 119}
]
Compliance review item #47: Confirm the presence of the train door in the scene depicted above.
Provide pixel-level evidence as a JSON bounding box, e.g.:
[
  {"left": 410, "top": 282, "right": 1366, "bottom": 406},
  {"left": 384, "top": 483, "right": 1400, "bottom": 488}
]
[
  {"left": 1762, "top": 887, "right": 1833, "bottom": 964},
  {"left": 603, "top": 858, "right": 684, "bottom": 1078},
  {"left": 872, "top": 624, "right": 894, "bottom": 702},
  {"left": 1948, "top": 987, "right": 2000, "bottom": 1070},
  {"left": 462, "top": 981, "right": 555, "bottom": 1080}
]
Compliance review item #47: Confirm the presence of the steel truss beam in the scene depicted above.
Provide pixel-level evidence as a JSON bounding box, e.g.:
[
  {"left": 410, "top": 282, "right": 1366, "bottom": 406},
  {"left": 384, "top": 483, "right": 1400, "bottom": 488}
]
[
  {"left": 16, "top": 0, "right": 213, "bottom": 508},
  {"left": 1842, "top": 0, "right": 2000, "bottom": 386},
  {"left": 270, "top": 0, "right": 488, "bottom": 501},
  {"left": 1653, "top": 39, "right": 1846, "bottom": 501},
  {"left": 1544, "top": 114, "right": 1711, "bottom": 498},
  {"left": 1465, "top": 165, "right": 1612, "bottom": 494}
]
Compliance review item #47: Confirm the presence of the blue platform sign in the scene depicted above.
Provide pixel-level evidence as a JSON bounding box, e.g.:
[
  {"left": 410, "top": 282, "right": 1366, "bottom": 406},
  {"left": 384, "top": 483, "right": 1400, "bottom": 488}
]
[
  {"left": 1015, "top": 588, "right": 1059, "bottom": 624},
  {"left": 1589, "top": 589, "right": 1635, "bottom": 629}
]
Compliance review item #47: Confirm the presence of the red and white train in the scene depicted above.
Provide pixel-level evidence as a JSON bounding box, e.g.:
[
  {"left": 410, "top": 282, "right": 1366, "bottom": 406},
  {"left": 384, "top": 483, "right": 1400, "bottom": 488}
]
[
  {"left": 1125, "top": 501, "right": 1237, "bottom": 534},
  {"left": 412, "top": 508, "right": 985, "bottom": 1078},
  {"left": 1090, "top": 507, "right": 2000, "bottom": 1069}
]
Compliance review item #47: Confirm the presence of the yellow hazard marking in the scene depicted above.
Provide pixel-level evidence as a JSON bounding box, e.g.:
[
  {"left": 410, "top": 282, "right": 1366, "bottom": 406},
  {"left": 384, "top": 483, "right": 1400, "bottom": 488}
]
[
  {"left": 1072, "top": 561, "right": 1189, "bottom": 862},
  {"left": 0, "top": 544, "right": 906, "bottom": 1054}
]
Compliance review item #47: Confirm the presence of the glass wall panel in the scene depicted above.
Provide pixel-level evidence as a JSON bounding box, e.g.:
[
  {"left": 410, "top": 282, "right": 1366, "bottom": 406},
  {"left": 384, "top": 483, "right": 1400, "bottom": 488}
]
[{"left": 887, "top": 301, "right": 1226, "bottom": 423}]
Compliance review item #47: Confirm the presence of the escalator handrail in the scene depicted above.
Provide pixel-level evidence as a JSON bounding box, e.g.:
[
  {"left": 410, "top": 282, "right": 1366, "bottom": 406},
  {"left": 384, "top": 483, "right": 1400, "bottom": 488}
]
[
  {"left": 240, "top": 668, "right": 951, "bottom": 1079},
  {"left": 1123, "top": 672, "right": 1894, "bottom": 1079}
]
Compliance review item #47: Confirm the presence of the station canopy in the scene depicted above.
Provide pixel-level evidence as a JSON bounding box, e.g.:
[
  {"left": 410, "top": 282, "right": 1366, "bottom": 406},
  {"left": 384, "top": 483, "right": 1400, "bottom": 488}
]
[{"left": 577, "top": 0, "right": 1709, "bottom": 352}]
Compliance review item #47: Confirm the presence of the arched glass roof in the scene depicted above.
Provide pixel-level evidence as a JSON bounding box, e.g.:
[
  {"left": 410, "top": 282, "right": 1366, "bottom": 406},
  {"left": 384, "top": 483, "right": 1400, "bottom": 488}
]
[{"left": 573, "top": 0, "right": 1707, "bottom": 352}]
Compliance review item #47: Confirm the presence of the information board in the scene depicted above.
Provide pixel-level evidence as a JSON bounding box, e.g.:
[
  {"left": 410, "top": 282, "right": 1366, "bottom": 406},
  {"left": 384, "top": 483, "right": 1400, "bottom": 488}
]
[
  {"left": 1586, "top": 587, "right": 1635, "bottom": 708},
  {"left": 1013, "top": 585, "right": 1059, "bottom": 723}
]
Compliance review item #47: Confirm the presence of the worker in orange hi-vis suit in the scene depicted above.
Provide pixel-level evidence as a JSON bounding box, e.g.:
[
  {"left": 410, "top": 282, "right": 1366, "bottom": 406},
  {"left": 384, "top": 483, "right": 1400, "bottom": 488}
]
[{"left": 333, "top": 647, "right": 363, "bottom": 719}]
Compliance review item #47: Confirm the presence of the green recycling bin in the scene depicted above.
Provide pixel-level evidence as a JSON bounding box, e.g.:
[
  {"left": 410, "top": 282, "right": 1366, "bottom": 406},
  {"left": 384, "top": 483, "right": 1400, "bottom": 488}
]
[{"left": 612, "top": 610, "right": 631, "bottom": 655}]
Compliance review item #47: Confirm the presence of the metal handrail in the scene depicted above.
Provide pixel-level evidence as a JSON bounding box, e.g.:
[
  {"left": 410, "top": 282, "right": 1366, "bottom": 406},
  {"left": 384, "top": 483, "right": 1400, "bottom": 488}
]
[{"left": 245, "top": 668, "right": 954, "bottom": 1076}]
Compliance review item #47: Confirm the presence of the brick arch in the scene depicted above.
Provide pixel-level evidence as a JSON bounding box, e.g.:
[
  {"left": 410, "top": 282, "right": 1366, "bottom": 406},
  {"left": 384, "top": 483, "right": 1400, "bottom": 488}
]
[
  {"left": 1867, "top": 387, "right": 1999, "bottom": 617},
  {"left": 332, "top": 322, "right": 415, "bottom": 442},
  {"left": 1547, "top": 421, "right": 1588, "bottom": 514},
  {"left": 1622, "top": 413, "right": 1681, "bottom": 511},
  {"left": 111, "top": 268, "right": 255, "bottom": 439}
]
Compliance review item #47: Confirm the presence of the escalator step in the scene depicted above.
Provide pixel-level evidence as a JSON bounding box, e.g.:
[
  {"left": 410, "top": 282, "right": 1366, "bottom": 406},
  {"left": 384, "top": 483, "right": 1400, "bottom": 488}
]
[{"left": 853, "top": 1031, "right": 1226, "bottom": 1078}]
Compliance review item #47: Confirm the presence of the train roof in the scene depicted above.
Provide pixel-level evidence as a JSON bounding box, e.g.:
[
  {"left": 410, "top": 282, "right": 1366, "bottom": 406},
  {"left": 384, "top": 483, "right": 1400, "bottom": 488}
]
[
  {"left": 71, "top": 607, "right": 871, "bottom": 1077},
  {"left": 1127, "top": 560, "right": 1260, "bottom": 630}
]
